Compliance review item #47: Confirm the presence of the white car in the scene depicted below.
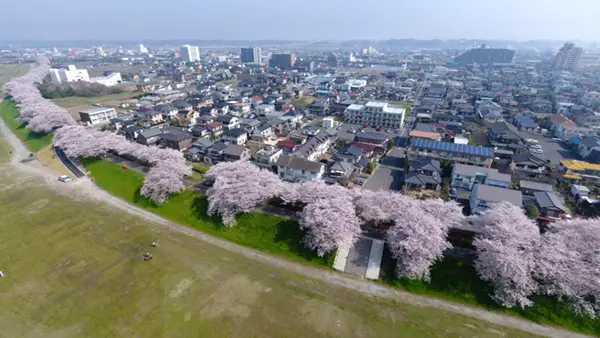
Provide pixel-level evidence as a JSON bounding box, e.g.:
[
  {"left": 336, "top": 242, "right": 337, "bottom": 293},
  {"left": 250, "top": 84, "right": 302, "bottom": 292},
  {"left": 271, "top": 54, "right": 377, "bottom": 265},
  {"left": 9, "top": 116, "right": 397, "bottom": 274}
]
[
  {"left": 528, "top": 144, "right": 542, "bottom": 150},
  {"left": 58, "top": 175, "right": 71, "bottom": 182},
  {"left": 531, "top": 148, "right": 544, "bottom": 154}
]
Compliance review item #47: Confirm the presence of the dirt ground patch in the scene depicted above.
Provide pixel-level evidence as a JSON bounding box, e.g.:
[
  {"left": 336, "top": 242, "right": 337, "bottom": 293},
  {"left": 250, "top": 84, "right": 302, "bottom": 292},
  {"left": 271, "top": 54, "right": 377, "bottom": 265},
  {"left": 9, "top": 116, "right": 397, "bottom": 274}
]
[{"left": 36, "top": 144, "right": 73, "bottom": 177}]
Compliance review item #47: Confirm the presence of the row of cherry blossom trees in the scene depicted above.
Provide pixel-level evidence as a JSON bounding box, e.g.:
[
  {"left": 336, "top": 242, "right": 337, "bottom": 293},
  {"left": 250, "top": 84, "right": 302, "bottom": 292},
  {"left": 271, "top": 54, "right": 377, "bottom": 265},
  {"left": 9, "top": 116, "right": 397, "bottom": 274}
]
[
  {"left": 4, "top": 57, "right": 190, "bottom": 204},
  {"left": 4, "top": 57, "right": 76, "bottom": 132},
  {"left": 472, "top": 202, "right": 600, "bottom": 317},
  {"left": 205, "top": 160, "right": 463, "bottom": 280}
]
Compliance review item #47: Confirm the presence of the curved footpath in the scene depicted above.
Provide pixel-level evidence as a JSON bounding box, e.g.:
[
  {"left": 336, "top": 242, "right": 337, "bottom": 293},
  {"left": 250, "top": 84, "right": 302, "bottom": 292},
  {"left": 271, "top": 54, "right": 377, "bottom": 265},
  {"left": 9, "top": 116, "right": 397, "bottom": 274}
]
[{"left": 0, "top": 116, "right": 589, "bottom": 338}]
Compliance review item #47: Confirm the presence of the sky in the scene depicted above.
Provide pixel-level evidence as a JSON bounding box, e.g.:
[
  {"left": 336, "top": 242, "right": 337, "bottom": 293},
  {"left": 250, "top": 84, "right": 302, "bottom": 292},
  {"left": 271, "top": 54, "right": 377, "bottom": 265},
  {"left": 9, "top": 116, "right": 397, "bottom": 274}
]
[{"left": 1, "top": 0, "right": 600, "bottom": 41}]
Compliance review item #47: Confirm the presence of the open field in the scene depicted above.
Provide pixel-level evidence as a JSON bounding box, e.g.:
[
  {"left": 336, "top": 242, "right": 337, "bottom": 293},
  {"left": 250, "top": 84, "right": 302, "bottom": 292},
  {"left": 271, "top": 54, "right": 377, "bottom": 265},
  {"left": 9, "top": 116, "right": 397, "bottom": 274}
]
[
  {"left": 52, "top": 92, "right": 138, "bottom": 120},
  {"left": 36, "top": 144, "right": 73, "bottom": 176},
  {"left": 0, "top": 63, "right": 29, "bottom": 87},
  {"left": 82, "top": 157, "right": 600, "bottom": 336},
  {"left": 0, "top": 144, "right": 536, "bottom": 337},
  {"left": 0, "top": 100, "right": 53, "bottom": 152}
]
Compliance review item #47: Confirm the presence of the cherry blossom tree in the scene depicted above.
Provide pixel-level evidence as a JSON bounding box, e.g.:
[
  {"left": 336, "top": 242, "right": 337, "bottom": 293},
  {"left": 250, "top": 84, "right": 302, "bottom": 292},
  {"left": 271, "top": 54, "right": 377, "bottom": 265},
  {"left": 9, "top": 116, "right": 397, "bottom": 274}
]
[
  {"left": 206, "top": 161, "right": 286, "bottom": 226},
  {"left": 472, "top": 202, "right": 541, "bottom": 309},
  {"left": 353, "top": 189, "right": 410, "bottom": 223},
  {"left": 280, "top": 179, "right": 352, "bottom": 206},
  {"left": 299, "top": 196, "right": 362, "bottom": 256},
  {"left": 534, "top": 218, "right": 600, "bottom": 318},
  {"left": 386, "top": 201, "right": 452, "bottom": 281}
]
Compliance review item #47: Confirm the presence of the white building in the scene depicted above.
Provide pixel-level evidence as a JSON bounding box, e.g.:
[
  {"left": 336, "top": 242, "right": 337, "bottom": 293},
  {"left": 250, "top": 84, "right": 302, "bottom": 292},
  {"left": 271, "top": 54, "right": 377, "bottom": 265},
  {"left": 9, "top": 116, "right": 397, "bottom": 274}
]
[
  {"left": 276, "top": 155, "right": 325, "bottom": 182},
  {"left": 90, "top": 72, "right": 122, "bottom": 87},
  {"left": 139, "top": 44, "right": 148, "bottom": 54},
  {"left": 79, "top": 107, "right": 118, "bottom": 125},
  {"left": 49, "top": 65, "right": 90, "bottom": 84},
  {"left": 180, "top": 44, "right": 200, "bottom": 62},
  {"left": 344, "top": 101, "right": 405, "bottom": 129}
]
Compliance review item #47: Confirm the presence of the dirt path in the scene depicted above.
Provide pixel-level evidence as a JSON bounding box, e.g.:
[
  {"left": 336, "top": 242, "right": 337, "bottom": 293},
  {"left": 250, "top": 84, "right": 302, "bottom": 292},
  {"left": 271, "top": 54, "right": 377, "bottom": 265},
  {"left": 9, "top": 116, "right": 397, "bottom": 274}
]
[{"left": 0, "top": 116, "right": 588, "bottom": 338}]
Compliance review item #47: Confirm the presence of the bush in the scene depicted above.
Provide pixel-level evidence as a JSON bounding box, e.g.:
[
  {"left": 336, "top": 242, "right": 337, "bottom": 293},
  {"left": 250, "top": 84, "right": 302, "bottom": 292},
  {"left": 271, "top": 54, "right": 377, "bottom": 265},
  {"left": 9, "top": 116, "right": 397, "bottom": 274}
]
[
  {"left": 39, "top": 81, "right": 123, "bottom": 99},
  {"left": 525, "top": 204, "right": 539, "bottom": 219}
]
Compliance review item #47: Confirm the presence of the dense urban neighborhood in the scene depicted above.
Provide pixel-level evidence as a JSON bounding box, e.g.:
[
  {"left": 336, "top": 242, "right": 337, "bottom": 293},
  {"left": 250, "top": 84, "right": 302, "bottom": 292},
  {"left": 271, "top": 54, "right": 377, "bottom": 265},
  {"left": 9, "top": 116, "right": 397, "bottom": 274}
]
[{"left": 2, "top": 38, "right": 600, "bottom": 336}]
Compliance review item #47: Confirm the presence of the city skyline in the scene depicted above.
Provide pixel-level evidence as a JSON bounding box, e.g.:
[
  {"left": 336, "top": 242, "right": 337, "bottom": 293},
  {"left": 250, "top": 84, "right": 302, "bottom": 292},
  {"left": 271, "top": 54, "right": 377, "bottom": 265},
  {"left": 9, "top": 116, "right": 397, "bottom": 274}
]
[{"left": 1, "top": 0, "right": 599, "bottom": 41}]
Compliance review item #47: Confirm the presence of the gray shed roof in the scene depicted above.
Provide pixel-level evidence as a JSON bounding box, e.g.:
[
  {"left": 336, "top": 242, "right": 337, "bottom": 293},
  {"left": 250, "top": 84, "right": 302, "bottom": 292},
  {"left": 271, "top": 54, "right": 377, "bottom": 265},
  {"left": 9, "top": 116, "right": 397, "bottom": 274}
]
[
  {"left": 475, "top": 184, "right": 522, "bottom": 207},
  {"left": 534, "top": 191, "right": 568, "bottom": 212},
  {"left": 520, "top": 180, "right": 553, "bottom": 192},
  {"left": 453, "top": 163, "right": 511, "bottom": 182},
  {"left": 276, "top": 155, "right": 324, "bottom": 173}
]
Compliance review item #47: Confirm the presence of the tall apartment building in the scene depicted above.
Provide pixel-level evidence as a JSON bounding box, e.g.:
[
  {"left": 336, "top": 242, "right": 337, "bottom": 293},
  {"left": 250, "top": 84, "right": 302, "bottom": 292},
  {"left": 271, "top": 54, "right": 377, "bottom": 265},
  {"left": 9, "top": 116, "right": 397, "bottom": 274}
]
[
  {"left": 241, "top": 47, "right": 262, "bottom": 64},
  {"left": 552, "top": 42, "right": 582, "bottom": 71},
  {"left": 577, "top": 52, "right": 600, "bottom": 69},
  {"left": 344, "top": 101, "right": 405, "bottom": 129},
  {"left": 180, "top": 44, "right": 200, "bottom": 62},
  {"left": 270, "top": 53, "right": 296, "bottom": 69}
]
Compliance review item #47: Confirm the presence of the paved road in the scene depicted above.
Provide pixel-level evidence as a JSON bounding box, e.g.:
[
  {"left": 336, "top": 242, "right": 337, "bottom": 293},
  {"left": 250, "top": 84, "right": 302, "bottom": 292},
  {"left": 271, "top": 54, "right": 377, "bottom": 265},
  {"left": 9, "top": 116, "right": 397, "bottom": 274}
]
[
  {"left": 54, "top": 146, "right": 85, "bottom": 178},
  {"left": 0, "top": 112, "right": 591, "bottom": 338},
  {"left": 363, "top": 166, "right": 404, "bottom": 192}
]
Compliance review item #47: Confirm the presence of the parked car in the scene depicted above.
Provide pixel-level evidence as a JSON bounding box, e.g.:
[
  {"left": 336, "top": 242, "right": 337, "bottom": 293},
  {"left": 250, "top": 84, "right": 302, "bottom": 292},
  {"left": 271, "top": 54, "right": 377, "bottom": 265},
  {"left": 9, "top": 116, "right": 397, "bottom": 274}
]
[
  {"left": 531, "top": 148, "right": 543, "bottom": 154},
  {"left": 58, "top": 175, "right": 71, "bottom": 182}
]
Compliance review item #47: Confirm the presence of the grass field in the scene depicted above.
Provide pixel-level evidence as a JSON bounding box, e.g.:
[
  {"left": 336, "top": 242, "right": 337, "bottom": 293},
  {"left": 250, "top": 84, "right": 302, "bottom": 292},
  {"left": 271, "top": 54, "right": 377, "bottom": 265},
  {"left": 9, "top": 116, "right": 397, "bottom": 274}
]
[
  {"left": 0, "top": 142, "right": 535, "bottom": 337},
  {"left": 0, "top": 63, "right": 29, "bottom": 87},
  {"left": 81, "top": 158, "right": 333, "bottom": 267},
  {"left": 0, "top": 100, "right": 53, "bottom": 152},
  {"left": 81, "top": 158, "right": 600, "bottom": 336},
  {"left": 52, "top": 92, "right": 138, "bottom": 121},
  {"left": 292, "top": 96, "right": 315, "bottom": 109}
]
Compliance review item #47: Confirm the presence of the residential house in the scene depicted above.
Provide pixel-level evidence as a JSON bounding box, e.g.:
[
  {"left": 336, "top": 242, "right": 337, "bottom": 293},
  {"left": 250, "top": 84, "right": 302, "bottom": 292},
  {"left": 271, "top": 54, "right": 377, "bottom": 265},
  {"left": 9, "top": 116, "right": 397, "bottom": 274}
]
[
  {"left": 190, "top": 125, "right": 210, "bottom": 138},
  {"left": 519, "top": 180, "right": 553, "bottom": 196},
  {"left": 409, "top": 130, "right": 441, "bottom": 141},
  {"left": 155, "top": 104, "right": 178, "bottom": 120},
  {"left": 252, "top": 146, "right": 283, "bottom": 170},
  {"left": 510, "top": 152, "right": 548, "bottom": 176},
  {"left": 558, "top": 159, "right": 600, "bottom": 181},
  {"left": 354, "top": 132, "right": 388, "bottom": 146},
  {"left": 215, "top": 115, "right": 240, "bottom": 130},
  {"left": 570, "top": 184, "right": 590, "bottom": 198},
  {"left": 404, "top": 159, "right": 442, "bottom": 191},
  {"left": 556, "top": 124, "right": 592, "bottom": 140},
  {"left": 144, "top": 110, "right": 164, "bottom": 125},
  {"left": 333, "top": 145, "right": 363, "bottom": 164},
  {"left": 223, "top": 144, "right": 251, "bottom": 162},
  {"left": 488, "top": 121, "right": 523, "bottom": 144},
  {"left": 121, "top": 125, "right": 143, "bottom": 141},
  {"left": 408, "top": 138, "right": 495, "bottom": 168},
  {"left": 533, "top": 191, "right": 569, "bottom": 219},
  {"left": 183, "top": 147, "right": 204, "bottom": 162},
  {"left": 455, "top": 104, "right": 476, "bottom": 119},
  {"left": 276, "top": 139, "right": 298, "bottom": 154},
  {"left": 161, "top": 130, "right": 193, "bottom": 151},
  {"left": 451, "top": 163, "right": 511, "bottom": 199},
  {"left": 251, "top": 123, "right": 273, "bottom": 141},
  {"left": 577, "top": 135, "right": 600, "bottom": 160},
  {"left": 204, "top": 142, "right": 228, "bottom": 165},
  {"left": 512, "top": 115, "right": 538, "bottom": 132},
  {"left": 276, "top": 155, "right": 325, "bottom": 182},
  {"left": 222, "top": 128, "right": 248, "bottom": 145},
  {"left": 136, "top": 128, "right": 163, "bottom": 145},
  {"left": 573, "top": 112, "right": 600, "bottom": 130},
  {"left": 240, "top": 118, "right": 261, "bottom": 131},
  {"left": 256, "top": 104, "right": 275, "bottom": 116},
  {"left": 293, "top": 130, "right": 336, "bottom": 161},
  {"left": 172, "top": 100, "right": 192, "bottom": 111},
  {"left": 470, "top": 184, "right": 523, "bottom": 215},
  {"left": 205, "top": 121, "right": 224, "bottom": 139}
]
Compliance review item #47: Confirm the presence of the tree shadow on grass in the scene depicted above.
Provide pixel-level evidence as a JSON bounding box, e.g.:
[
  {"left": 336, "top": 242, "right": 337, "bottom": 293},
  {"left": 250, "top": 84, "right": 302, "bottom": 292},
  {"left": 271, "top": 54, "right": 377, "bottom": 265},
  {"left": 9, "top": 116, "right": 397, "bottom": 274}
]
[
  {"left": 274, "top": 219, "right": 334, "bottom": 267},
  {"left": 189, "top": 195, "right": 226, "bottom": 228}
]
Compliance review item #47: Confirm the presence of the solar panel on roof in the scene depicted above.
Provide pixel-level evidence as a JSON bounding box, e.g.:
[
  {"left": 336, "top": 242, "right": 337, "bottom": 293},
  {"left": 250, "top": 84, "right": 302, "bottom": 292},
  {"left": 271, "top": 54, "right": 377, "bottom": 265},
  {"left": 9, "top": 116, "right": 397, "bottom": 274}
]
[{"left": 411, "top": 138, "right": 493, "bottom": 157}]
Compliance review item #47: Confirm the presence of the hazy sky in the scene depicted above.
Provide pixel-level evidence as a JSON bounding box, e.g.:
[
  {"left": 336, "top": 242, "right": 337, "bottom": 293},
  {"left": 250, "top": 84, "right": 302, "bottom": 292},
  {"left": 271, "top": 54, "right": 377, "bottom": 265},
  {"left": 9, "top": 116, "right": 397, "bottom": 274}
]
[{"left": 2, "top": 0, "right": 599, "bottom": 41}]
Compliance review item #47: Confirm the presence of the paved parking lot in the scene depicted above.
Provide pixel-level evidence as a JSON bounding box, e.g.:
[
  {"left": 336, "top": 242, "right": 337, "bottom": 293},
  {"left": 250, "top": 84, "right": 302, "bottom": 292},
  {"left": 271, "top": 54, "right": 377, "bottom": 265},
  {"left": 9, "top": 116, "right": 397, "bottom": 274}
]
[
  {"left": 523, "top": 132, "right": 579, "bottom": 164},
  {"left": 363, "top": 166, "right": 404, "bottom": 192}
]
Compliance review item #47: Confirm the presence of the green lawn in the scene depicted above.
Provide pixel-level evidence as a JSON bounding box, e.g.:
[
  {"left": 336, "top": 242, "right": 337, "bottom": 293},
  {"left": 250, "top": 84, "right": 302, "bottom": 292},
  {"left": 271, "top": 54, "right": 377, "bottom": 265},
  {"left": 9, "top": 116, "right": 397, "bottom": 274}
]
[
  {"left": 81, "top": 158, "right": 600, "bottom": 336},
  {"left": 0, "top": 100, "right": 53, "bottom": 152},
  {"left": 81, "top": 158, "right": 333, "bottom": 267},
  {"left": 52, "top": 92, "right": 137, "bottom": 108}
]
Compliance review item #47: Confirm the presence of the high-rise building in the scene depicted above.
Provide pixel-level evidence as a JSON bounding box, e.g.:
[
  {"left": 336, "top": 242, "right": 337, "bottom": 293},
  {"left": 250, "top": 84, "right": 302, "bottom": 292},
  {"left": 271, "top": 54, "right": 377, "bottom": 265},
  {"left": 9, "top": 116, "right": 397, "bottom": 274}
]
[
  {"left": 270, "top": 53, "right": 296, "bottom": 69},
  {"left": 139, "top": 44, "right": 148, "bottom": 54},
  {"left": 241, "top": 47, "right": 262, "bottom": 64},
  {"left": 180, "top": 44, "right": 200, "bottom": 62},
  {"left": 578, "top": 52, "right": 600, "bottom": 69},
  {"left": 553, "top": 42, "right": 583, "bottom": 71},
  {"left": 454, "top": 45, "right": 515, "bottom": 65}
]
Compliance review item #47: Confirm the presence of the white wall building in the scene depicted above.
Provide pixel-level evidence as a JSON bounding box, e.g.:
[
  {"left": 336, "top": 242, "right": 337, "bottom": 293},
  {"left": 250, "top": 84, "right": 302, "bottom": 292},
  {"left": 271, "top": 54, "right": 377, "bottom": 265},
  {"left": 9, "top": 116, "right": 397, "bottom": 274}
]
[
  {"left": 344, "top": 101, "right": 405, "bottom": 129},
  {"left": 90, "top": 72, "right": 122, "bottom": 86},
  {"left": 276, "top": 155, "right": 324, "bottom": 182},
  {"left": 79, "top": 107, "right": 118, "bottom": 125},
  {"left": 139, "top": 44, "right": 148, "bottom": 54},
  {"left": 180, "top": 45, "right": 200, "bottom": 62},
  {"left": 49, "top": 65, "right": 90, "bottom": 84}
]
